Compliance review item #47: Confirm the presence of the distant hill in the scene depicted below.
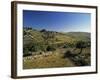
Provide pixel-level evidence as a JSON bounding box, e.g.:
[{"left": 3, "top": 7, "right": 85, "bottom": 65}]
[{"left": 65, "top": 32, "right": 90, "bottom": 41}]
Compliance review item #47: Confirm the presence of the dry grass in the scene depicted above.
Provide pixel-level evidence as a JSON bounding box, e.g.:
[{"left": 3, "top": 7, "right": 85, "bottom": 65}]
[
  {"left": 23, "top": 48, "right": 90, "bottom": 69},
  {"left": 23, "top": 50, "right": 75, "bottom": 69}
]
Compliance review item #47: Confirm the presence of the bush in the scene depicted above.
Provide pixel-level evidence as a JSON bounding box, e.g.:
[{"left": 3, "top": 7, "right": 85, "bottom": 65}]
[
  {"left": 23, "top": 47, "right": 32, "bottom": 57},
  {"left": 40, "top": 45, "right": 47, "bottom": 52},
  {"left": 23, "top": 30, "right": 27, "bottom": 35},
  {"left": 30, "top": 45, "right": 39, "bottom": 52},
  {"left": 23, "top": 53, "right": 32, "bottom": 57},
  {"left": 76, "top": 41, "right": 87, "bottom": 49},
  {"left": 46, "top": 45, "right": 56, "bottom": 51},
  {"left": 63, "top": 50, "right": 73, "bottom": 58},
  {"left": 75, "top": 41, "right": 88, "bottom": 54},
  {"left": 63, "top": 44, "right": 68, "bottom": 48}
]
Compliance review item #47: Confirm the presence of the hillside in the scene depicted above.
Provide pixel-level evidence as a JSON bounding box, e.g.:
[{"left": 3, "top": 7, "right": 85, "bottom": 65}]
[
  {"left": 23, "top": 28, "right": 91, "bottom": 46},
  {"left": 66, "top": 32, "right": 90, "bottom": 41},
  {"left": 23, "top": 28, "right": 91, "bottom": 69}
]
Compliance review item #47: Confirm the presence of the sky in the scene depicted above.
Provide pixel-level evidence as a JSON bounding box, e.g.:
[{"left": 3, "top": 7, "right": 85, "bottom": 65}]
[{"left": 23, "top": 10, "right": 91, "bottom": 32}]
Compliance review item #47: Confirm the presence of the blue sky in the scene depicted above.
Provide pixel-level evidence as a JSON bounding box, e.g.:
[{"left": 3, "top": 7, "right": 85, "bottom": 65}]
[{"left": 23, "top": 10, "right": 91, "bottom": 32}]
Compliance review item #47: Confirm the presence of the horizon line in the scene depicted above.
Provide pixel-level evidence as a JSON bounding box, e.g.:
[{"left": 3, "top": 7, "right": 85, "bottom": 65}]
[{"left": 23, "top": 27, "right": 90, "bottom": 33}]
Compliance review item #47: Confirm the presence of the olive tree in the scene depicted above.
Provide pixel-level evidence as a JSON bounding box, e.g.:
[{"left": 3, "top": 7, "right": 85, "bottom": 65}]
[{"left": 75, "top": 41, "right": 87, "bottom": 54}]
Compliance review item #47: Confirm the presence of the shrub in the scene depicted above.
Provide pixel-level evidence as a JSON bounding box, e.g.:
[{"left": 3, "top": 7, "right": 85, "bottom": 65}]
[
  {"left": 63, "top": 50, "right": 73, "bottom": 58},
  {"left": 46, "top": 45, "right": 56, "bottom": 51},
  {"left": 23, "top": 47, "right": 32, "bottom": 57},
  {"left": 39, "top": 44, "right": 47, "bottom": 52},
  {"left": 31, "top": 45, "right": 38, "bottom": 52},
  {"left": 63, "top": 44, "right": 68, "bottom": 48},
  {"left": 23, "top": 30, "right": 27, "bottom": 35},
  {"left": 75, "top": 41, "right": 87, "bottom": 54},
  {"left": 76, "top": 41, "right": 87, "bottom": 49}
]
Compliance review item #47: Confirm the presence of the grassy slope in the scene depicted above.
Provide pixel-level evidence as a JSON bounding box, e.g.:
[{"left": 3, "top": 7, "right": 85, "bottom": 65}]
[
  {"left": 23, "top": 29, "right": 90, "bottom": 45},
  {"left": 66, "top": 32, "right": 90, "bottom": 41}
]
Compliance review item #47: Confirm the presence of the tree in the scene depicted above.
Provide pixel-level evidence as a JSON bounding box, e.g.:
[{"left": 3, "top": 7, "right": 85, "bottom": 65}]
[{"left": 76, "top": 41, "right": 86, "bottom": 54}]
